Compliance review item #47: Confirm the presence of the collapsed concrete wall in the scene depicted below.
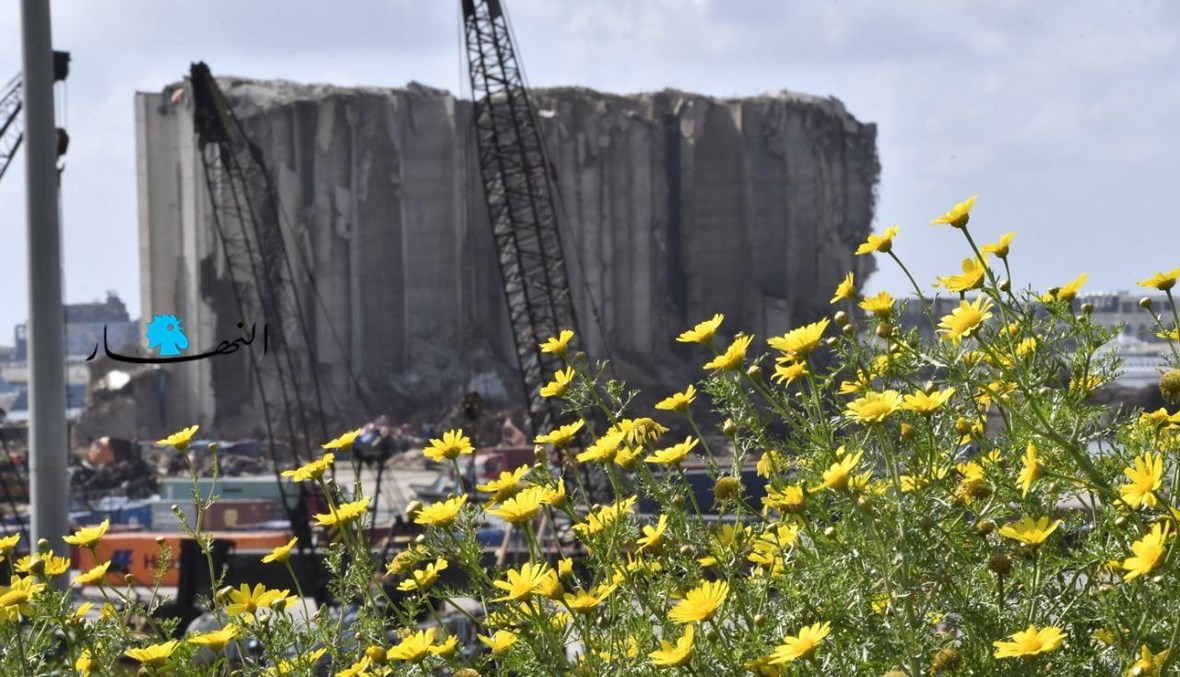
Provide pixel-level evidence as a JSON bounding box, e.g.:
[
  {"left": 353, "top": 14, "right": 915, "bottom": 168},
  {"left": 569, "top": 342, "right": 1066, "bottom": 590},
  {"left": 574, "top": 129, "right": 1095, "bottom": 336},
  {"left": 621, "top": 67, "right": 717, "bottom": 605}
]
[{"left": 136, "top": 77, "right": 878, "bottom": 436}]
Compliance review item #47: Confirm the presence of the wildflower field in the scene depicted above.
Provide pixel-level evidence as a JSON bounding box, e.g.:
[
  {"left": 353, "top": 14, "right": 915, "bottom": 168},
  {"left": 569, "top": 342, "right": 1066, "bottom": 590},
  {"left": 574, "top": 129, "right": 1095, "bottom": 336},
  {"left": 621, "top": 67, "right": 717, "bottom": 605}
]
[{"left": 4, "top": 197, "right": 1180, "bottom": 675}]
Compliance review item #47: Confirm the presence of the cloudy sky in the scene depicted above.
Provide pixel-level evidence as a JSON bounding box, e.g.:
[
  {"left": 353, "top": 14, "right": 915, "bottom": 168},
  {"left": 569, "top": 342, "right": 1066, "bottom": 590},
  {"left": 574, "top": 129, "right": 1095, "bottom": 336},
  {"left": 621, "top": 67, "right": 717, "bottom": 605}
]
[{"left": 1, "top": 1, "right": 1178, "bottom": 344}]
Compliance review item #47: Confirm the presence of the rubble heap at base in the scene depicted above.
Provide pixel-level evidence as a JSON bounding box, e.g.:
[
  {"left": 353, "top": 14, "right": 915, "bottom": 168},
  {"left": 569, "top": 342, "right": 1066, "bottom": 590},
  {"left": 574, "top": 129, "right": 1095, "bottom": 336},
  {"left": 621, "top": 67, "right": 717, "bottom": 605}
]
[{"left": 135, "top": 77, "right": 879, "bottom": 436}]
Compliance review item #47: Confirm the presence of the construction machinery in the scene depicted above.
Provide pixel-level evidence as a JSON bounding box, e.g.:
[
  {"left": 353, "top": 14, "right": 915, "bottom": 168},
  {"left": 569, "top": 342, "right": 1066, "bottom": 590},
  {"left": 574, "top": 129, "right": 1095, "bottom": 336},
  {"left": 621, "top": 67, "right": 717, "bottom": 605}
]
[
  {"left": 186, "top": 63, "right": 337, "bottom": 598},
  {"left": 461, "top": 0, "right": 581, "bottom": 438},
  {"left": 0, "top": 51, "right": 69, "bottom": 183}
]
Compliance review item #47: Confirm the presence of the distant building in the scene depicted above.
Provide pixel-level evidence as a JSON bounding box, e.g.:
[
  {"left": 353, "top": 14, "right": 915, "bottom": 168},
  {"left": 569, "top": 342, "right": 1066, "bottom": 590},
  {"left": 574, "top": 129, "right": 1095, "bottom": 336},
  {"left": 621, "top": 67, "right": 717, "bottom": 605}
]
[
  {"left": 12, "top": 291, "right": 139, "bottom": 362},
  {"left": 5, "top": 292, "right": 138, "bottom": 421}
]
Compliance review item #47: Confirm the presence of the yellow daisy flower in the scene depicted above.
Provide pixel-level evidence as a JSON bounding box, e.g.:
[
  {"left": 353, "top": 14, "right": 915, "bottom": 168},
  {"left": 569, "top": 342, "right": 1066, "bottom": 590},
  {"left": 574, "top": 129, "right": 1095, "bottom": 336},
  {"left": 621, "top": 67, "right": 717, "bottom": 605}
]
[
  {"left": 313, "top": 497, "right": 370, "bottom": 527},
  {"left": 997, "top": 516, "right": 1061, "bottom": 547},
  {"left": 654, "top": 385, "right": 697, "bottom": 412},
  {"left": 281, "top": 453, "right": 335, "bottom": 483},
  {"left": 423, "top": 429, "right": 474, "bottom": 462},
  {"left": 935, "top": 256, "right": 988, "bottom": 293},
  {"left": 831, "top": 272, "right": 856, "bottom": 303},
  {"left": 397, "top": 558, "right": 448, "bottom": 592},
  {"left": 846, "top": 390, "right": 902, "bottom": 425},
  {"left": 157, "top": 425, "right": 199, "bottom": 450},
  {"left": 649, "top": 625, "right": 694, "bottom": 667},
  {"left": 478, "top": 630, "right": 517, "bottom": 656},
  {"left": 981, "top": 231, "right": 1015, "bottom": 258},
  {"left": 702, "top": 334, "right": 754, "bottom": 371},
  {"left": 540, "top": 366, "right": 576, "bottom": 398},
  {"left": 487, "top": 485, "right": 546, "bottom": 525},
  {"left": 63, "top": 519, "right": 110, "bottom": 549},
  {"left": 539, "top": 329, "right": 575, "bottom": 355},
  {"left": 1119, "top": 452, "right": 1163, "bottom": 509},
  {"left": 677, "top": 314, "right": 723, "bottom": 344},
  {"left": 859, "top": 291, "right": 894, "bottom": 318},
  {"left": 901, "top": 387, "right": 955, "bottom": 415},
  {"left": 938, "top": 296, "right": 993, "bottom": 344},
  {"left": 388, "top": 628, "right": 436, "bottom": 663},
  {"left": 992, "top": 625, "right": 1064, "bottom": 659},
  {"left": 321, "top": 428, "right": 363, "bottom": 451},
  {"left": 535, "top": 419, "right": 585, "bottom": 447},
  {"left": 1138, "top": 266, "right": 1180, "bottom": 292},
  {"left": 125, "top": 640, "right": 180, "bottom": 668},
  {"left": 72, "top": 562, "right": 111, "bottom": 586},
  {"left": 190, "top": 625, "right": 241, "bottom": 651},
  {"left": 856, "top": 224, "right": 900, "bottom": 256},
  {"left": 261, "top": 537, "right": 298, "bottom": 564},
  {"left": 414, "top": 495, "right": 467, "bottom": 527},
  {"left": 930, "top": 194, "right": 978, "bottom": 229},
  {"left": 645, "top": 436, "right": 699, "bottom": 467},
  {"left": 768, "top": 319, "right": 828, "bottom": 360},
  {"left": 668, "top": 579, "right": 728, "bottom": 624},
  {"left": 1123, "top": 522, "right": 1170, "bottom": 581},
  {"left": 770, "top": 621, "right": 831, "bottom": 663}
]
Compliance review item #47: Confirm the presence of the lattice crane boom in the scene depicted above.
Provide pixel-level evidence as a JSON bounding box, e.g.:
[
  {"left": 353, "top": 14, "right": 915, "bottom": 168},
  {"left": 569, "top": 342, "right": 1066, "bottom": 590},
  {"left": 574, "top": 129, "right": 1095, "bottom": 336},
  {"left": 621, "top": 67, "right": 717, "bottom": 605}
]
[
  {"left": 0, "top": 74, "right": 25, "bottom": 183},
  {"left": 461, "top": 0, "right": 579, "bottom": 437},
  {"left": 0, "top": 52, "right": 70, "bottom": 184}
]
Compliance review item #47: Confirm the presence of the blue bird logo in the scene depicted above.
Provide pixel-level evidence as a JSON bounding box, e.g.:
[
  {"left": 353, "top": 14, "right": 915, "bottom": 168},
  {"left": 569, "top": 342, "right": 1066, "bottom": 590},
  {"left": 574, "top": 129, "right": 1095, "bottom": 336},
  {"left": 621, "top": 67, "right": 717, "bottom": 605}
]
[{"left": 146, "top": 314, "right": 189, "bottom": 356}]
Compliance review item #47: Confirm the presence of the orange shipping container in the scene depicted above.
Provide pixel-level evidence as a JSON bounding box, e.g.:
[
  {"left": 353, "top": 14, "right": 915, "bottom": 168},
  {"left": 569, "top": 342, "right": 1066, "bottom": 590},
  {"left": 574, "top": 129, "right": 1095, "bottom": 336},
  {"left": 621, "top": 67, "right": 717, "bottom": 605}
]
[{"left": 73, "top": 531, "right": 293, "bottom": 587}]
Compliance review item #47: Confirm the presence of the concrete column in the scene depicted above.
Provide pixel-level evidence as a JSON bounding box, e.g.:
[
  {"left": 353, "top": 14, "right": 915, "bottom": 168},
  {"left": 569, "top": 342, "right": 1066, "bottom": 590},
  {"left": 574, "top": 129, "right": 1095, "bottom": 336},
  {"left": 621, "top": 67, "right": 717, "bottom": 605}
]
[{"left": 20, "top": 0, "right": 68, "bottom": 554}]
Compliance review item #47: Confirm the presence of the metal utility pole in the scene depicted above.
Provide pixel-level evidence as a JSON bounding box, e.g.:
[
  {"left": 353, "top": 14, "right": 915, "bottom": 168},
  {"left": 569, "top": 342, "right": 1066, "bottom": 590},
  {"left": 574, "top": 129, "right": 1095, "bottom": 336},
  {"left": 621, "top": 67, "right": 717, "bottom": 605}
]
[{"left": 21, "top": 0, "right": 68, "bottom": 553}]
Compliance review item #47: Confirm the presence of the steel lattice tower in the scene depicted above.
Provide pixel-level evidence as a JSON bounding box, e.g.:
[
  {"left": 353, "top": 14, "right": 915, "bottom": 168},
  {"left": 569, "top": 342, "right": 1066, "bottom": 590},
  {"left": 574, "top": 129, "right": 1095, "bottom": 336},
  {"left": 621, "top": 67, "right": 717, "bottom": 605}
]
[{"left": 462, "top": 0, "right": 579, "bottom": 437}]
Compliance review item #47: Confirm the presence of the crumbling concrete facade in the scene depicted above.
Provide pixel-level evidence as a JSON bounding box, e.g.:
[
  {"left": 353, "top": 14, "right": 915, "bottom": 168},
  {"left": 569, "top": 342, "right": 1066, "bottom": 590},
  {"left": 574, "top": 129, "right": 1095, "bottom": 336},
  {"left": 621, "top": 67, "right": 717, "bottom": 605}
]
[{"left": 136, "top": 77, "right": 878, "bottom": 436}]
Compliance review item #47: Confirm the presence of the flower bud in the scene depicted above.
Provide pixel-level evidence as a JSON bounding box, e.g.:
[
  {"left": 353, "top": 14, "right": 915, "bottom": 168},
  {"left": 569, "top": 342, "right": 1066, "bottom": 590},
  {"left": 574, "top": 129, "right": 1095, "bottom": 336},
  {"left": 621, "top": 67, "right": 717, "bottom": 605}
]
[
  {"left": 215, "top": 586, "right": 234, "bottom": 605},
  {"left": 754, "top": 613, "right": 766, "bottom": 627},
  {"left": 834, "top": 310, "right": 849, "bottom": 326},
  {"left": 713, "top": 476, "right": 742, "bottom": 502},
  {"left": 706, "top": 628, "right": 719, "bottom": 641},
  {"left": 955, "top": 418, "right": 971, "bottom": 436},
  {"left": 746, "top": 365, "right": 763, "bottom": 381},
  {"left": 366, "top": 646, "right": 387, "bottom": 664},
  {"left": 919, "top": 515, "right": 935, "bottom": 530},
  {"left": 931, "top": 647, "right": 963, "bottom": 674},
  {"left": 842, "top": 324, "right": 855, "bottom": 337},
  {"left": 404, "top": 500, "right": 422, "bottom": 517},
  {"left": 1080, "top": 302, "right": 1094, "bottom": 315},
  {"left": 1160, "top": 369, "right": 1180, "bottom": 405},
  {"left": 1139, "top": 297, "right": 1153, "bottom": 310},
  {"left": 414, "top": 533, "right": 427, "bottom": 544},
  {"left": 999, "top": 279, "right": 1011, "bottom": 293},
  {"left": 721, "top": 419, "right": 737, "bottom": 436},
  {"left": 988, "top": 553, "right": 1012, "bottom": 576},
  {"left": 678, "top": 545, "right": 694, "bottom": 557},
  {"left": 899, "top": 423, "right": 916, "bottom": 441},
  {"left": 36, "top": 538, "right": 50, "bottom": 554},
  {"left": 856, "top": 495, "right": 874, "bottom": 513},
  {"left": 272, "top": 596, "right": 289, "bottom": 612},
  {"left": 672, "top": 495, "right": 686, "bottom": 508},
  {"left": 976, "top": 519, "right": 995, "bottom": 535},
  {"left": 876, "top": 323, "right": 894, "bottom": 339},
  {"left": 208, "top": 442, "right": 219, "bottom": 453},
  {"left": 455, "top": 670, "right": 481, "bottom": 677},
  {"left": 155, "top": 536, "right": 167, "bottom": 547},
  {"left": 823, "top": 526, "right": 837, "bottom": 539}
]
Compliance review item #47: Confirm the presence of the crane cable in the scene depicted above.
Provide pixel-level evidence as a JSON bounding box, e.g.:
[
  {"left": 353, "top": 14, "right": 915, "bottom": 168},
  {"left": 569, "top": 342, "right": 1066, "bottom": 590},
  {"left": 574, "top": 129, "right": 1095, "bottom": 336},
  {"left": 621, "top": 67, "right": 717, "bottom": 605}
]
[{"left": 498, "top": 4, "right": 614, "bottom": 374}]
